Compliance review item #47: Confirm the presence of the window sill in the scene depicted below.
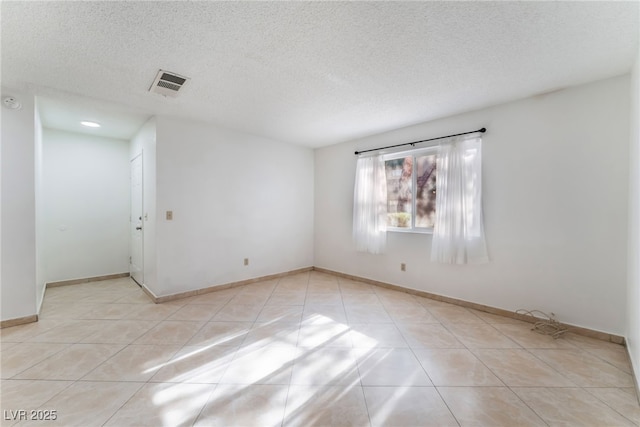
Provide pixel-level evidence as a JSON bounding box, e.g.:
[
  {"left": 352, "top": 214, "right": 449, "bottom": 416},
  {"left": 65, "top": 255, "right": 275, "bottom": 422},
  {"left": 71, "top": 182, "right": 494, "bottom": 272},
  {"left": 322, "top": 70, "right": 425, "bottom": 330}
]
[{"left": 387, "top": 228, "right": 434, "bottom": 235}]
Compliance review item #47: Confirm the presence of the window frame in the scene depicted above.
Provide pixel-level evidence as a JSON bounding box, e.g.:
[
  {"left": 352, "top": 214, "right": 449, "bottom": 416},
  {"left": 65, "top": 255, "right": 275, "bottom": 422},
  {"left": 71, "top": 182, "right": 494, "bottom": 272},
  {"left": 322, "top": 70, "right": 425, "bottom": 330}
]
[{"left": 383, "top": 146, "right": 438, "bottom": 234}]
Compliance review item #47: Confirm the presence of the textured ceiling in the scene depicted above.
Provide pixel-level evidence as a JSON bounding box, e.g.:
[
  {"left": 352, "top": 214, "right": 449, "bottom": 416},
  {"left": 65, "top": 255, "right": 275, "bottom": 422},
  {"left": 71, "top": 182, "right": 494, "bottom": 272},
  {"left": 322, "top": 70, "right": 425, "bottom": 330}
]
[{"left": 2, "top": 1, "right": 638, "bottom": 146}]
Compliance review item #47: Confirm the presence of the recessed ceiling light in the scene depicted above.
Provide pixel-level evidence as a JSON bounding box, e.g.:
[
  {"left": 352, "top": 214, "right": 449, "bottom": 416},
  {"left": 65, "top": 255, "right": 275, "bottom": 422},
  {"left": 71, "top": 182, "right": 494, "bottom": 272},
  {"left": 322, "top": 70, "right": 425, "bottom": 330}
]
[{"left": 81, "top": 121, "right": 101, "bottom": 128}]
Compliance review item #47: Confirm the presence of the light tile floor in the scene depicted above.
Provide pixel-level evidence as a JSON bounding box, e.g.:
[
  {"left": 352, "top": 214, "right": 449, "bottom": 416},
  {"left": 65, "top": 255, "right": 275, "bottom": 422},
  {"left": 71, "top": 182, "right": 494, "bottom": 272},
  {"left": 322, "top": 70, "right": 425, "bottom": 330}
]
[{"left": 1, "top": 271, "right": 639, "bottom": 426}]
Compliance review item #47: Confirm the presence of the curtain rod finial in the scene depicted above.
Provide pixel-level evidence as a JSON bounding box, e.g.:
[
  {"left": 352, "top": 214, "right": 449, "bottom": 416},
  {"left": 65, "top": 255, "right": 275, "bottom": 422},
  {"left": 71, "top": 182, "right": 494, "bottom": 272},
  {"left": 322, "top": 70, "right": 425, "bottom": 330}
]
[
  {"left": 354, "top": 151, "right": 360, "bottom": 155},
  {"left": 480, "top": 127, "right": 486, "bottom": 133}
]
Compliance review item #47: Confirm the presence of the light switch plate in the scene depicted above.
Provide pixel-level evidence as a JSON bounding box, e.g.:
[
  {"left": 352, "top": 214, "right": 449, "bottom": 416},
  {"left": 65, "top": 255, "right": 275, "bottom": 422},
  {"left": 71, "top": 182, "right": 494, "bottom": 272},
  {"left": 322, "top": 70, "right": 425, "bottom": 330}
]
[{"left": 166, "top": 211, "right": 173, "bottom": 220}]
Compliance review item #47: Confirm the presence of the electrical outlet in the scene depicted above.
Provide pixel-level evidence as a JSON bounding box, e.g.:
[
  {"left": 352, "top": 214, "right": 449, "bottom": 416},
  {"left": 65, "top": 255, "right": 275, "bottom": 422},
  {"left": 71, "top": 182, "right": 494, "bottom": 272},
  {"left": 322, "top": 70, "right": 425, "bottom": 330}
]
[
  {"left": 401, "top": 263, "right": 406, "bottom": 271},
  {"left": 244, "top": 258, "right": 249, "bottom": 266},
  {"left": 166, "top": 211, "right": 173, "bottom": 220}
]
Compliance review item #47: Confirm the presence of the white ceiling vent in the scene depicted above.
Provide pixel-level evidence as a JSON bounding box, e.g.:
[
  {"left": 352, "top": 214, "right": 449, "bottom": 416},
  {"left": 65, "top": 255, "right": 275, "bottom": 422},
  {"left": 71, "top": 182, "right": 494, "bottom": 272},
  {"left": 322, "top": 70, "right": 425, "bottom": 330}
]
[{"left": 149, "top": 70, "right": 189, "bottom": 98}]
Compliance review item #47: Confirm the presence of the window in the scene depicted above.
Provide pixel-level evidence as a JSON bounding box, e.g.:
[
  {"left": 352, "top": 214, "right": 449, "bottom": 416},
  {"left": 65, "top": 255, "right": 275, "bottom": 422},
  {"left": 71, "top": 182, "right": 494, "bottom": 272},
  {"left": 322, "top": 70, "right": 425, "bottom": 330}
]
[
  {"left": 384, "top": 148, "right": 437, "bottom": 232},
  {"left": 353, "top": 134, "right": 487, "bottom": 261}
]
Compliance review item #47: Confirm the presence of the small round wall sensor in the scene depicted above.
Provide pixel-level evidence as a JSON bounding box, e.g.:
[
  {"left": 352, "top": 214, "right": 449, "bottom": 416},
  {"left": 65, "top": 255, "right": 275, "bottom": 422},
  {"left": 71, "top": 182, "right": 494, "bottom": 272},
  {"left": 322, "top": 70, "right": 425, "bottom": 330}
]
[{"left": 2, "top": 96, "right": 22, "bottom": 110}]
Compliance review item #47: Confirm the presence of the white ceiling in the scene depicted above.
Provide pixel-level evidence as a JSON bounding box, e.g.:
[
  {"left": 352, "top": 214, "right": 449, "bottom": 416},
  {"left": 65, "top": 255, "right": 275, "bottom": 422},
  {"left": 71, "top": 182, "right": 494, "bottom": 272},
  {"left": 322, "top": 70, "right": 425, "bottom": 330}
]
[
  {"left": 36, "top": 95, "right": 152, "bottom": 140},
  {"left": 2, "top": 1, "right": 638, "bottom": 146}
]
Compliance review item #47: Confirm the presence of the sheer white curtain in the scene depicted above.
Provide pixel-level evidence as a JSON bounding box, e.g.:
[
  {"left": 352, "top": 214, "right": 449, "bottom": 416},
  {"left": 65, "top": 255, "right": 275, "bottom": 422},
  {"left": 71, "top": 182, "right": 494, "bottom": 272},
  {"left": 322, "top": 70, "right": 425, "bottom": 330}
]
[
  {"left": 353, "top": 155, "right": 387, "bottom": 254},
  {"left": 431, "top": 136, "right": 489, "bottom": 264}
]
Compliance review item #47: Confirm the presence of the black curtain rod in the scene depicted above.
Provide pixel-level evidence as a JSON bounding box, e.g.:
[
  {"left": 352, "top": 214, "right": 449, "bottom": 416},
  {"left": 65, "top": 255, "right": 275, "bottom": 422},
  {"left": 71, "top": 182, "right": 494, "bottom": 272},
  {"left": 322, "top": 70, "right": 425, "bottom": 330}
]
[{"left": 354, "top": 127, "right": 486, "bottom": 155}]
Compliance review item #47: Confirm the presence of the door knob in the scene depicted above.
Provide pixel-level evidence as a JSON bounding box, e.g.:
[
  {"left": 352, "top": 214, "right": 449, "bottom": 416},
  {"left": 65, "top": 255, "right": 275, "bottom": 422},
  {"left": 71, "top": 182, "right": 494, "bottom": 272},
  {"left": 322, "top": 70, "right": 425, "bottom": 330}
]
[{"left": 136, "top": 226, "right": 142, "bottom": 230}]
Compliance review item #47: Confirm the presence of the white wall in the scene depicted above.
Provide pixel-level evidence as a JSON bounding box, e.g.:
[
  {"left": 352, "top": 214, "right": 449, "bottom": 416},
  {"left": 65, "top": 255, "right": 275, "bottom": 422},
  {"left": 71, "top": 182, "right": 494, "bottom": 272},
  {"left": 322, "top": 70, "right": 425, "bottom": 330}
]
[
  {"left": 130, "top": 118, "right": 157, "bottom": 290},
  {"left": 315, "top": 75, "right": 630, "bottom": 335},
  {"left": 153, "top": 116, "right": 314, "bottom": 296},
  {"left": 34, "top": 99, "right": 45, "bottom": 311},
  {"left": 42, "top": 129, "right": 130, "bottom": 282},
  {"left": 1, "top": 88, "right": 37, "bottom": 321},
  {"left": 627, "top": 54, "right": 640, "bottom": 391}
]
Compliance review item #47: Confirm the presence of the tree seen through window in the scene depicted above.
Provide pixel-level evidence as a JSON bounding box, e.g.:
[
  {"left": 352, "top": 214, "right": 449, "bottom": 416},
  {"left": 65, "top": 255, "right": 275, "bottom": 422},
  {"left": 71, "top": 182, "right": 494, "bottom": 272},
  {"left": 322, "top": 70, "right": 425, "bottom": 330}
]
[{"left": 385, "top": 152, "right": 437, "bottom": 230}]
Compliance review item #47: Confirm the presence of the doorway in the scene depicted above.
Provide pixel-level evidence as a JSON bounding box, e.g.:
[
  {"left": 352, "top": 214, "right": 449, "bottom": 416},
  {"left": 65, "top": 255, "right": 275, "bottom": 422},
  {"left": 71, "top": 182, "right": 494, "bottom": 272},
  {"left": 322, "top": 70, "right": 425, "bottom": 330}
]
[{"left": 130, "top": 153, "right": 143, "bottom": 286}]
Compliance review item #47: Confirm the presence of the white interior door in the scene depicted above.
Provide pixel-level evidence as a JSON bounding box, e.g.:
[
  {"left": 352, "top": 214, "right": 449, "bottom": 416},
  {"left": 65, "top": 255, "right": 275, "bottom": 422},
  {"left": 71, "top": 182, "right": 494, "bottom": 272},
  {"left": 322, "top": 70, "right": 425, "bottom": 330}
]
[{"left": 130, "top": 154, "right": 144, "bottom": 286}]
